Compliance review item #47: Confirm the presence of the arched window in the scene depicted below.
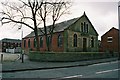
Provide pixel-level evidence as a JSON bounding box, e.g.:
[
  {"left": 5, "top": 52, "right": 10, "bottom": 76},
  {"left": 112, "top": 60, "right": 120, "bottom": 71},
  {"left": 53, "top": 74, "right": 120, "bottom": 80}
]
[
  {"left": 73, "top": 34, "right": 77, "bottom": 47},
  {"left": 91, "top": 37, "right": 94, "bottom": 47},
  {"left": 40, "top": 37, "right": 43, "bottom": 48},
  {"left": 84, "top": 22, "right": 86, "bottom": 32},
  {"left": 24, "top": 40, "right": 26, "bottom": 48},
  {"left": 47, "top": 36, "right": 51, "bottom": 46},
  {"left": 86, "top": 24, "right": 88, "bottom": 33},
  {"left": 28, "top": 39, "right": 31, "bottom": 48},
  {"left": 34, "top": 38, "right": 36, "bottom": 48},
  {"left": 81, "top": 23, "right": 83, "bottom": 32},
  {"left": 58, "top": 34, "right": 63, "bottom": 47}
]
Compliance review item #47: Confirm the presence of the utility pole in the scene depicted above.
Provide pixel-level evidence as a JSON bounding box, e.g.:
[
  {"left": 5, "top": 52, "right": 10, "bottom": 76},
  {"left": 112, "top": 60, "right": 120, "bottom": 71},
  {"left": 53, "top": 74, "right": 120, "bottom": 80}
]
[
  {"left": 118, "top": 1, "right": 120, "bottom": 59},
  {"left": 21, "top": 30, "right": 24, "bottom": 63}
]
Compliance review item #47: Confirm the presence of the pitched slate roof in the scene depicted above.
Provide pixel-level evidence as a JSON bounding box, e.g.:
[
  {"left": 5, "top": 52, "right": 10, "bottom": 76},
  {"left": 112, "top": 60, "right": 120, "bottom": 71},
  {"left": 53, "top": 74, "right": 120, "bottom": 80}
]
[
  {"left": 25, "top": 12, "right": 98, "bottom": 38},
  {"left": 25, "top": 17, "right": 80, "bottom": 38}
]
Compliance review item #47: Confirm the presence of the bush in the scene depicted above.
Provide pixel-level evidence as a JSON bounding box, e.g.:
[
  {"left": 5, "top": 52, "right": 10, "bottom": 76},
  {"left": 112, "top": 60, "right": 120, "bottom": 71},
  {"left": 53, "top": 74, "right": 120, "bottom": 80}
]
[{"left": 28, "top": 51, "right": 119, "bottom": 62}]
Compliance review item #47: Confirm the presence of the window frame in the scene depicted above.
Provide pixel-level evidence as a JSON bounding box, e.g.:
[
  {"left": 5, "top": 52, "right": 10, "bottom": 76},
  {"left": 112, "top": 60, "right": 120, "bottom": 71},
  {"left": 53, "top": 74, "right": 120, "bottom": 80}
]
[
  {"left": 34, "top": 38, "right": 37, "bottom": 48},
  {"left": 86, "top": 24, "right": 89, "bottom": 33},
  {"left": 81, "top": 23, "right": 83, "bottom": 32},
  {"left": 58, "top": 34, "right": 63, "bottom": 47},
  {"left": 24, "top": 40, "right": 26, "bottom": 48},
  {"left": 47, "top": 36, "right": 51, "bottom": 47},
  {"left": 28, "top": 39, "right": 31, "bottom": 48},
  {"left": 107, "top": 36, "right": 113, "bottom": 43},
  {"left": 40, "top": 36, "right": 43, "bottom": 48},
  {"left": 91, "top": 37, "right": 94, "bottom": 48},
  {"left": 73, "top": 34, "right": 77, "bottom": 47}
]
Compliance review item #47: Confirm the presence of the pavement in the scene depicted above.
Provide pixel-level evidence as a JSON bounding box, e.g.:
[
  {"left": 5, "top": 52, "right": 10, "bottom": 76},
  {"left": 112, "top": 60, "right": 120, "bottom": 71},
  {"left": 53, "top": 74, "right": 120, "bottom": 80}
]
[{"left": 2, "top": 54, "right": 119, "bottom": 72}]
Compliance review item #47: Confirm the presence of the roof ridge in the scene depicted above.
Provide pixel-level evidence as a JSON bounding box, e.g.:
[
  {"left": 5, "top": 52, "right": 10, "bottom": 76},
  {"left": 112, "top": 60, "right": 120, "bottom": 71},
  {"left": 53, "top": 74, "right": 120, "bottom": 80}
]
[
  {"left": 24, "top": 12, "right": 88, "bottom": 38},
  {"left": 38, "top": 17, "right": 80, "bottom": 29},
  {"left": 102, "top": 27, "right": 119, "bottom": 37}
]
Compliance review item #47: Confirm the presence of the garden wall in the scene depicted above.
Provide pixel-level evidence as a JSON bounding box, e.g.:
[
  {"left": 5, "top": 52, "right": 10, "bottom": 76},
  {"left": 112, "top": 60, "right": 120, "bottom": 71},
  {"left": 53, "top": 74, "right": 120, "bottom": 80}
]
[{"left": 29, "top": 51, "right": 119, "bottom": 62}]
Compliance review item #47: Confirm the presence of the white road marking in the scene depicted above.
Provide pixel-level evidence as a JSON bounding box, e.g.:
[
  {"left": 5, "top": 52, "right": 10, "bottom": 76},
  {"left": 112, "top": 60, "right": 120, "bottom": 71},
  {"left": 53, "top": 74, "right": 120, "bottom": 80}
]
[
  {"left": 61, "top": 75, "right": 83, "bottom": 78},
  {"left": 91, "top": 62, "right": 109, "bottom": 66},
  {"left": 96, "top": 68, "right": 120, "bottom": 74},
  {"left": 51, "top": 75, "right": 83, "bottom": 80},
  {"left": 90, "top": 60, "right": 119, "bottom": 66}
]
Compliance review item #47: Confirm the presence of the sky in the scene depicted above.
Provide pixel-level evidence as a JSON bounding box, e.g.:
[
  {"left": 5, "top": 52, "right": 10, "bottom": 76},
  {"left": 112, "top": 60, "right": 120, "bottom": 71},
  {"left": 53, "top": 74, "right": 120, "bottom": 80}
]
[{"left": 0, "top": 0, "right": 119, "bottom": 40}]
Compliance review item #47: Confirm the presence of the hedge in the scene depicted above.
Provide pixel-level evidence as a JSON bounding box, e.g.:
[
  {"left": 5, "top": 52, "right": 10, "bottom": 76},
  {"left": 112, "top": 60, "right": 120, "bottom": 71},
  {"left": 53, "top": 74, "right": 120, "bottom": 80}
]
[{"left": 28, "top": 51, "right": 119, "bottom": 62}]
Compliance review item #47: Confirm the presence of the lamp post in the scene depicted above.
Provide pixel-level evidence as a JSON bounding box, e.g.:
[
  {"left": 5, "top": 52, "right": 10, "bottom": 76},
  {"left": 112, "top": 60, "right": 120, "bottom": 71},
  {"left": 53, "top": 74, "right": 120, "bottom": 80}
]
[
  {"left": 118, "top": 2, "right": 120, "bottom": 59},
  {"left": 19, "top": 28, "right": 24, "bottom": 63},
  {"left": 21, "top": 29, "right": 24, "bottom": 63}
]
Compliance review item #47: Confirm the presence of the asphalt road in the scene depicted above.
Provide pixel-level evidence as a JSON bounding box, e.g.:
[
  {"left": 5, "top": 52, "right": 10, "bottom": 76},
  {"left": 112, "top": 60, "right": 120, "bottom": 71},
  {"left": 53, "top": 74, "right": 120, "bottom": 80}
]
[{"left": 2, "top": 60, "right": 120, "bottom": 79}]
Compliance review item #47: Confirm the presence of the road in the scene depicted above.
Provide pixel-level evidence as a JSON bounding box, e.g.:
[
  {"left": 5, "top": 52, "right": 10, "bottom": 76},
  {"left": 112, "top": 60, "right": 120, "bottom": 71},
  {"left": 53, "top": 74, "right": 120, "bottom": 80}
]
[{"left": 2, "top": 60, "right": 120, "bottom": 79}]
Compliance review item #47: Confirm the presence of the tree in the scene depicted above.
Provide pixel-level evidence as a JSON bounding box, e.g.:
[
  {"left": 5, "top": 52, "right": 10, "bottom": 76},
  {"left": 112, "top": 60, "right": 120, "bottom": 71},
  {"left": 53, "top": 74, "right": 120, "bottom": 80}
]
[
  {"left": 49, "top": 0, "right": 71, "bottom": 51},
  {"left": 0, "top": 0, "right": 44, "bottom": 51},
  {"left": 38, "top": 0, "right": 71, "bottom": 51},
  {"left": 0, "top": 0, "right": 71, "bottom": 51}
]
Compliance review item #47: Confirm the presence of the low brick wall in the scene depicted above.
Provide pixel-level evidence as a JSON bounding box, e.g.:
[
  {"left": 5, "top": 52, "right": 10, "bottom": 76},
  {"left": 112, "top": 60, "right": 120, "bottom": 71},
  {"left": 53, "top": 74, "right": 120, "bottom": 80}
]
[{"left": 28, "top": 51, "right": 119, "bottom": 62}]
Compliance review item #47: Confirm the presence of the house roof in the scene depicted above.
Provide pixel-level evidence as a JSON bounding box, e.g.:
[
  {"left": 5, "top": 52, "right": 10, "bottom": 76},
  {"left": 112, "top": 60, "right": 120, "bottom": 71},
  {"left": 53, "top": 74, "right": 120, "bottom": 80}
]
[
  {"left": 25, "top": 12, "right": 98, "bottom": 38},
  {"left": 101, "top": 27, "right": 119, "bottom": 37},
  {"left": 25, "top": 17, "right": 80, "bottom": 38},
  {"left": 1, "top": 38, "right": 21, "bottom": 43}
]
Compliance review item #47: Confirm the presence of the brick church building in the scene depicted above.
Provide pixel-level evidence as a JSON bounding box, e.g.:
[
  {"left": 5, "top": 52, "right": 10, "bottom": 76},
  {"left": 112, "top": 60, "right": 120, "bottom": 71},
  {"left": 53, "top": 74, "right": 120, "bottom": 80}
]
[{"left": 22, "top": 12, "right": 99, "bottom": 52}]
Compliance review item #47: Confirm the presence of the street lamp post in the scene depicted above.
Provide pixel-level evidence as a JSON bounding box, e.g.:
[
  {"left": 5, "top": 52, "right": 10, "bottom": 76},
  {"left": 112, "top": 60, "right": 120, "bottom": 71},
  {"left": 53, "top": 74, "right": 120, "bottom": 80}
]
[
  {"left": 21, "top": 29, "right": 24, "bottom": 63},
  {"left": 118, "top": 2, "right": 120, "bottom": 59}
]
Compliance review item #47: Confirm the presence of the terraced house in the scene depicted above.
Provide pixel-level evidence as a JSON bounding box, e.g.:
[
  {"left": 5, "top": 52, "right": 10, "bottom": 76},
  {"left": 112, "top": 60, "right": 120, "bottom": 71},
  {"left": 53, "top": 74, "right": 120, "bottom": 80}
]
[{"left": 22, "top": 12, "right": 99, "bottom": 52}]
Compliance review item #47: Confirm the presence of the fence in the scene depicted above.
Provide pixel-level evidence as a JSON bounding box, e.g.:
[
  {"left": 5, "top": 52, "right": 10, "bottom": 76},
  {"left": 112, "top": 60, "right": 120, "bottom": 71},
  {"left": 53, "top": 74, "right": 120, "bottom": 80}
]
[{"left": 6, "top": 47, "right": 21, "bottom": 53}]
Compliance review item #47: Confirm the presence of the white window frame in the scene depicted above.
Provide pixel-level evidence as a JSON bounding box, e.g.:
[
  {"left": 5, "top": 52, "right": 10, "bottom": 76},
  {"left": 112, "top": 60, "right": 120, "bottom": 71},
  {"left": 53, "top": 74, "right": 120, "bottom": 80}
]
[{"left": 107, "top": 37, "right": 113, "bottom": 43}]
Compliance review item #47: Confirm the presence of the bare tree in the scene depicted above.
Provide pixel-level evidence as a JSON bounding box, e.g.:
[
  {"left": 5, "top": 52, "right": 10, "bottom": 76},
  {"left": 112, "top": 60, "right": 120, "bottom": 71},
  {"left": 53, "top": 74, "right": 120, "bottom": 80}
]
[
  {"left": 0, "top": 0, "right": 44, "bottom": 51},
  {"left": 38, "top": 1, "right": 51, "bottom": 51},
  {"left": 38, "top": 0, "right": 71, "bottom": 51},
  {"left": 0, "top": 0, "right": 71, "bottom": 51},
  {"left": 49, "top": 0, "right": 71, "bottom": 51}
]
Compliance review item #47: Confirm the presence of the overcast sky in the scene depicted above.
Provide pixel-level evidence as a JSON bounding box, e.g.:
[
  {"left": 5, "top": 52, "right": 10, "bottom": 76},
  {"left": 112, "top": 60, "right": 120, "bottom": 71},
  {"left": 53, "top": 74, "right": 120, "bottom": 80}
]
[{"left": 0, "top": 0, "right": 119, "bottom": 40}]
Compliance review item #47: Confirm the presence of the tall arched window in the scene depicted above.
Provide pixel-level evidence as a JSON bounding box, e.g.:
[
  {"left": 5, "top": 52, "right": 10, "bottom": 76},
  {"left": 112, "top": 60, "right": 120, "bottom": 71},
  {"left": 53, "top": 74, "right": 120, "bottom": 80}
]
[
  {"left": 91, "top": 37, "right": 94, "bottom": 48},
  {"left": 73, "top": 34, "right": 77, "bottom": 47},
  {"left": 24, "top": 40, "right": 26, "bottom": 48},
  {"left": 34, "top": 38, "right": 36, "bottom": 48},
  {"left": 58, "top": 34, "right": 63, "bottom": 47},
  {"left": 81, "top": 23, "right": 83, "bottom": 32},
  {"left": 40, "top": 37, "right": 43, "bottom": 48},
  {"left": 84, "top": 22, "right": 86, "bottom": 32},
  {"left": 47, "top": 36, "right": 51, "bottom": 46},
  {"left": 86, "top": 24, "right": 88, "bottom": 33},
  {"left": 28, "top": 39, "right": 31, "bottom": 48}
]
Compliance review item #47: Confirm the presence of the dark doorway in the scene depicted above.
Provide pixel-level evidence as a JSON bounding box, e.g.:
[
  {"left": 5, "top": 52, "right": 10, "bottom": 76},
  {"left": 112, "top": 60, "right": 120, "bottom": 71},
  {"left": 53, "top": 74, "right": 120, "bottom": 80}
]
[{"left": 83, "top": 38, "right": 87, "bottom": 52}]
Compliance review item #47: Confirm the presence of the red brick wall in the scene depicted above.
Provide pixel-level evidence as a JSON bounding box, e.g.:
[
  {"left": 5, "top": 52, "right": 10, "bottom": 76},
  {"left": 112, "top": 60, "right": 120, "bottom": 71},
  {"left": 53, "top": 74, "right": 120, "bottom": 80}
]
[
  {"left": 51, "top": 32, "right": 64, "bottom": 52},
  {"left": 100, "top": 28, "right": 119, "bottom": 52},
  {"left": 22, "top": 32, "right": 64, "bottom": 52}
]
